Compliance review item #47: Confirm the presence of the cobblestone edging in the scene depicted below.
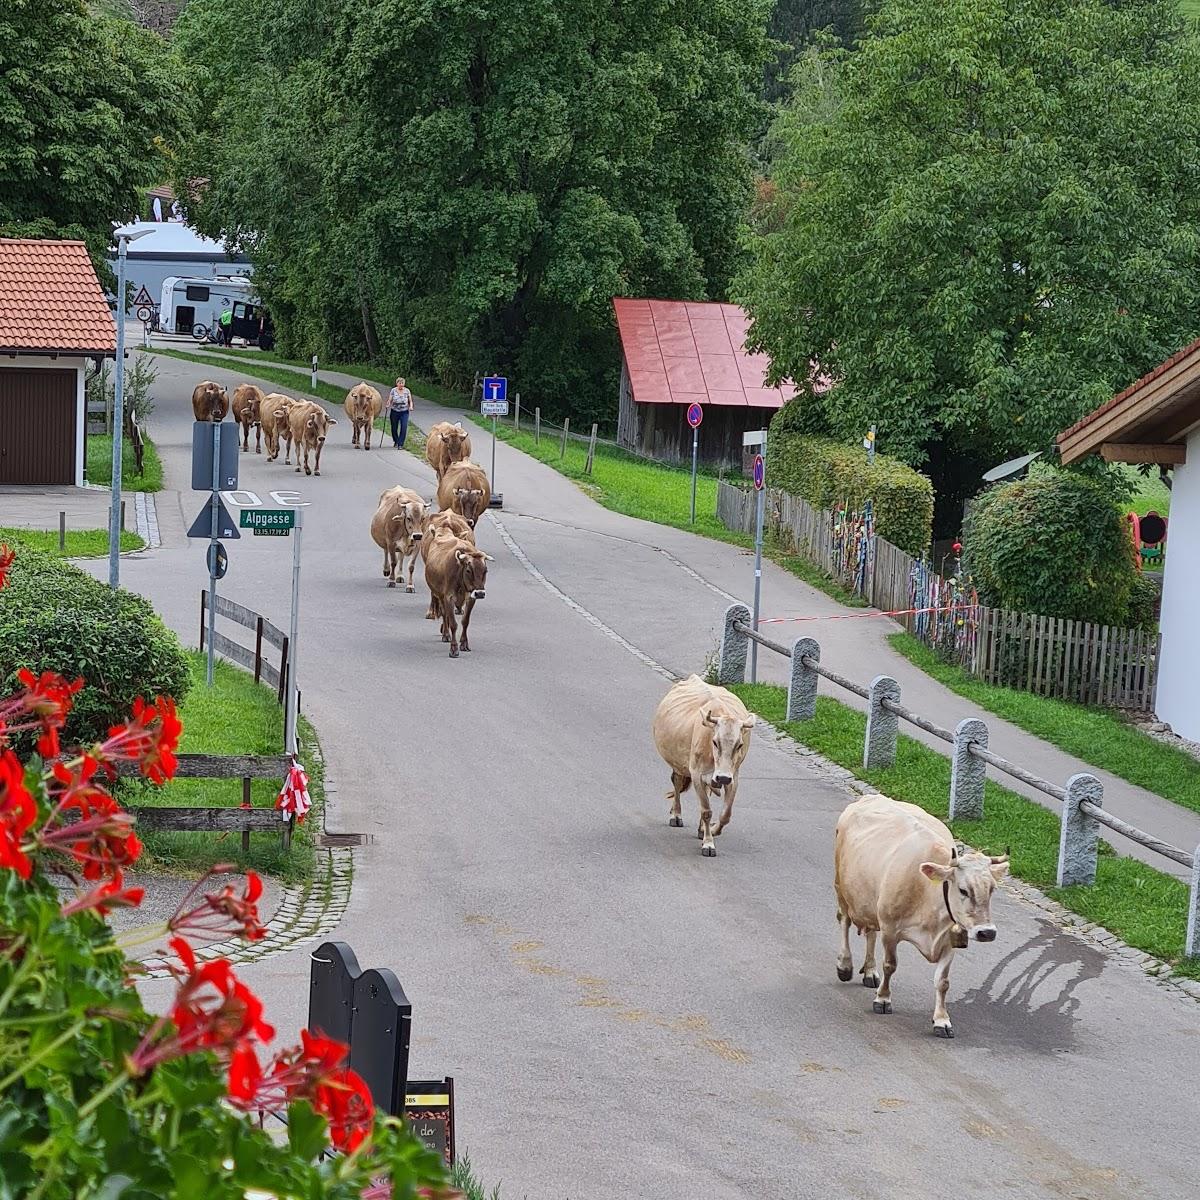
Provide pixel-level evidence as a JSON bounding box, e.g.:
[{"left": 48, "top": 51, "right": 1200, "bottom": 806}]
[
  {"left": 134, "top": 491, "right": 161, "bottom": 548},
  {"left": 758, "top": 720, "right": 1200, "bottom": 1006}
]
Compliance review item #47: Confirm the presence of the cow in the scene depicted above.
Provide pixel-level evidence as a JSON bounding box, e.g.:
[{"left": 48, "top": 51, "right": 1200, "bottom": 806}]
[
  {"left": 370, "top": 486, "right": 429, "bottom": 592},
  {"left": 420, "top": 511, "right": 475, "bottom": 620},
  {"left": 834, "top": 794, "right": 1009, "bottom": 1039},
  {"left": 288, "top": 401, "right": 336, "bottom": 476},
  {"left": 425, "top": 421, "right": 473, "bottom": 480},
  {"left": 422, "top": 530, "right": 492, "bottom": 657},
  {"left": 652, "top": 676, "right": 755, "bottom": 857},
  {"left": 436, "top": 460, "right": 491, "bottom": 528},
  {"left": 259, "top": 393, "right": 295, "bottom": 463},
  {"left": 344, "top": 383, "right": 383, "bottom": 450},
  {"left": 232, "top": 384, "right": 265, "bottom": 454},
  {"left": 191, "top": 380, "right": 229, "bottom": 423}
]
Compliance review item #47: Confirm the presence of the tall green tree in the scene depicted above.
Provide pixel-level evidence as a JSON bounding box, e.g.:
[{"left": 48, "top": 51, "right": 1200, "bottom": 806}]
[
  {"left": 0, "top": 0, "right": 187, "bottom": 276},
  {"left": 173, "top": 0, "right": 769, "bottom": 424},
  {"left": 765, "top": 0, "right": 863, "bottom": 100},
  {"left": 739, "top": 0, "right": 1200, "bottom": 532}
]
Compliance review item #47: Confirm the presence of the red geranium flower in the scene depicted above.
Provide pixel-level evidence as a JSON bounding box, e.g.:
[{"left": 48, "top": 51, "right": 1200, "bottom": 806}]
[
  {"left": 98, "top": 695, "right": 181, "bottom": 784},
  {"left": 225, "top": 1027, "right": 352, "bottom": 1113},
  {"left": 60, "top": 869, "right": 145, "bottom": 917},
  {"left": 313, "top": 1066, "right": 375, "bottom": 1152},
  {"left": 169, "top": 867, "right": 267, "bottom": 942},
  {"left": 0, "top": 749, "right": 37, "bottom": 879},
  {"left": 0, "top": 545, "right": 14, "bottom": 590}
]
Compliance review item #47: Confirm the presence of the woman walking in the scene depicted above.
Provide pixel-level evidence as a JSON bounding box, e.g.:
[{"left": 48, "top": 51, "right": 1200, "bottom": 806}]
[{"left": 387, "top": 376, "right": 413, "bottom": 448}]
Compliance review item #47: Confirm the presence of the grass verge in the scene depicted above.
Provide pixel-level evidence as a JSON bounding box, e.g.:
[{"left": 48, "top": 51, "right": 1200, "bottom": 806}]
[
  {"left": 0, "top": 526, "right": 143, "bottom": 557},
  {"left": 888, "top": 632, "right": 1200, "bottom": 815},
  {"left": 85, "top": 432, "right": 164, "bottom": 492},
  {"left": 466, "top": 414, "right": 866, "bottom": 607},
  {"left": 732, "top": 683, "right": 1198, "bottom": 979},
  {"left": 148, "top": 347, "right": 428, "bottom": 455},
  {"left": 122, "top": 651, "right": 319, "bottom": 884}
]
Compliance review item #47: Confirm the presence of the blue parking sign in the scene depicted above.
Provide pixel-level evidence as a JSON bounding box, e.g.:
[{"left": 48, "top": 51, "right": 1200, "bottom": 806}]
[{"left": 482, "top": 375, "right": 508, "bottom": 404}]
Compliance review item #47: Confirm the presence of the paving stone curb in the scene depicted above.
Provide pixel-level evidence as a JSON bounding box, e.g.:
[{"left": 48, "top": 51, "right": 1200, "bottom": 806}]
[
  {"left": 133, "top": 490, "right": 161, "bottom": 548},
  {"left": 758, "top": 719, "right": 1200, "bottom": 1006}
]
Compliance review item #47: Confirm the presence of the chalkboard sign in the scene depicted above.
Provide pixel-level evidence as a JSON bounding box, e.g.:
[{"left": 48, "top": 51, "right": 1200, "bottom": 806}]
[{"left": 405, "top": 1078, "right": 455, "bottom": 1166}]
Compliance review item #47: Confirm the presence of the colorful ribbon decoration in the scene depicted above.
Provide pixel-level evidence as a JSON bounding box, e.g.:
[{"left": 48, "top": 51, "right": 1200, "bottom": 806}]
[{"left": 275, "top": 760, "right": 311, "bottom": 824}]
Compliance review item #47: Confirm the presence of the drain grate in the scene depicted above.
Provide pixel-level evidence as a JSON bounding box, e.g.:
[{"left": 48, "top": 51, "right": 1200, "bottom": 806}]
[{"left": 317, "top": 832, "right": 370, "bottom": 848}]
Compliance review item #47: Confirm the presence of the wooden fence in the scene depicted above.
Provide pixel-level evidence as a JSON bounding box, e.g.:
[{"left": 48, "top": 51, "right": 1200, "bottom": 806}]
[
  {"left": 200, "top": 591, "right": 289, "bottom": 702},
  {"left": 715, "top": 480, "right": 1161, "bottom": 712}
]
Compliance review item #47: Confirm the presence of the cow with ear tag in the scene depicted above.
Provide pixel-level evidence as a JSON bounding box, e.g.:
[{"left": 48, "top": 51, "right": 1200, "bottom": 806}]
[
  {"left": 422, "top": 530, "right": 494, "bottom": 657},
  {"left": 651, "top": 675, "right": 756, "bottom": 857},
  {"left": 833, "top": 794, "right": 1009, "bottom": 1038}
]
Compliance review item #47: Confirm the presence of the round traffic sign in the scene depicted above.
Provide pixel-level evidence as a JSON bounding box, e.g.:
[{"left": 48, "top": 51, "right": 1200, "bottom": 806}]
[
  {"left": 687, "top": 402, "right": 703, "bottom": 429},
  {"left": 753, "top": 454, "right": 765, "bottom": 491},
  {"left": 136, "top": 305, "right": 152, "bottom": 324},
  {"left": 206, "top": 542, "right": 228, "bottom": 581}
]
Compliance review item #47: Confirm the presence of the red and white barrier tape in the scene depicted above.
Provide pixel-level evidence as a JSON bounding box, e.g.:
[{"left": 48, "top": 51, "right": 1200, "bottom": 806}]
[{"left": 758, "top": 603, "right": 976, "bottom": 626}]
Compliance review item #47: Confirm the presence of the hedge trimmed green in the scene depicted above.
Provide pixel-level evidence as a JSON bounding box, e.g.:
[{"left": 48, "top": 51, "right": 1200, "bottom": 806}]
[
  {"left": 0, "top": 546, "right": 191, "bottom": 747},
  {"left": 966, "top": 466, "right": 1138, "bottom": 625},
  {"left": 767, "top": 414, "right": 934, "bottom": 554}
]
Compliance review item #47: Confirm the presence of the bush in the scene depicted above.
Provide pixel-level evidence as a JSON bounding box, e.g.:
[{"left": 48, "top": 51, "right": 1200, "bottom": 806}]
[
  {"left": 0, "top": 546, "right": 191, "bottom": 746},
  {"left": 1125, "top": 572, "right": 1161, "bottom": 631},
  {"left": 768, "top": 419, "right": 934, "bottom": 555},
  {"left": 965, "top": 466, "right": 1138, "bottom": 624}
]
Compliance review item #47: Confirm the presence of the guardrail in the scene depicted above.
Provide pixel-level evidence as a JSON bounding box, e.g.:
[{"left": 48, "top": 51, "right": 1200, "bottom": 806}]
[{"left": 719, "top": 602, "right": 1200, "bottom": 958}]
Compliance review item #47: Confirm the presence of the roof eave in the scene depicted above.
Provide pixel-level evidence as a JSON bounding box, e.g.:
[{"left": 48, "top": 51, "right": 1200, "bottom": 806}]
[{"left": 1, "top": 346, "right": 117, "bottom": 358}]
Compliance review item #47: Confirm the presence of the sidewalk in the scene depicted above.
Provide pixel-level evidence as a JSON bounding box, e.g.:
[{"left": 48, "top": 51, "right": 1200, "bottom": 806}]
[
  {"left": 0, "top": 483, "right": 138, "bottom": 537},
  {"left": 173, "top": 343, "right": 1200, "bottom": 877}
]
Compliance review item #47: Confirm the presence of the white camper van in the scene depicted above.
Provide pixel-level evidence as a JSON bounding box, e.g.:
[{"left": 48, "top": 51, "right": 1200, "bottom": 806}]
[{"left": 158, "top": 274, "right": 258, "bottom": 338}]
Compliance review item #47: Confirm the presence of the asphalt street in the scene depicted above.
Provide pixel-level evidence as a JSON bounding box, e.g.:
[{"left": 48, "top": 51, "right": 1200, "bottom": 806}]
[{"left": 104, "top": 350, "right": 1199, "bottom": 1199}]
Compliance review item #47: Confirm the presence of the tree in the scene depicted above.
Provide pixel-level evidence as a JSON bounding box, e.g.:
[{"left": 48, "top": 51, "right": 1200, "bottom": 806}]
[
  {"left": 764, "top": 1, "right": 864, "bottom": 101},
  {"left": 172, "top": 0, "right": 769, "bottom": 424},
  {"left": 0, "top": 0, "right": 188, "bottom": 277},
  {"left": 738, "top": 0, "right": 1200, "bottom": 533}
]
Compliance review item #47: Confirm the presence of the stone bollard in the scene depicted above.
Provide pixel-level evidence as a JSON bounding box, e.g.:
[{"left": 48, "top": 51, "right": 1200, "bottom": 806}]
[
  {"left": 1187, "top": 843, "right": 1200, "bottom": 959},
  {"left": 717, "top": 603, "right": 752, "bottom": 686},
  {"left": 949, "top": 718, "right": 988, "bottom": 821},
  {"left": 1056, "top": 773, "right": 1104, "bottom": 887},
  {"left": 787, "top": 637, "right": 820, "bottom": 722},
  {"left": 864, "top": 675, "right": 901, "bottom": 770}
]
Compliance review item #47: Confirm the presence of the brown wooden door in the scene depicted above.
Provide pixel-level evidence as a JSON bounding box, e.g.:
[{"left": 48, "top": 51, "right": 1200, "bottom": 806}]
[{"left": 0, "top": 368, "right": 76, "bottom": 484}]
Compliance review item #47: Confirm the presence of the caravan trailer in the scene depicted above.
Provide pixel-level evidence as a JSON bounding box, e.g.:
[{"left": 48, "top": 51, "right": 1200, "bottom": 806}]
[{"left": 158, "top": 274, "right": 258, "bottom": 338}]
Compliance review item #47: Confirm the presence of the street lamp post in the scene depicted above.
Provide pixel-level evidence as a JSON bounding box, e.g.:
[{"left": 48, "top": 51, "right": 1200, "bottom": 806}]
[{"left": 108, "top": 228, "right": 152, "bottom": 589}]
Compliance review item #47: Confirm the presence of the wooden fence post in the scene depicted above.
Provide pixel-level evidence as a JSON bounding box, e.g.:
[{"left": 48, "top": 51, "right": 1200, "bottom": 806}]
[
  {"left": 59, "top": 511, "right": 66, "bottom": 553},
  {"left": 241, "top": 776, "right": 252, "bottom": 855},
  {"left": 585, "top": 423, "right": 598, "bottom": 474},
  {"left": 560, "top": 417, "right": 569, "bottom": 461},
  {"left": 200, "top": 590, "right": 207, "bottom": 650},
  {"left": 254, "top": 617, "right": 264, "bottom": 684},
  {"left": 535, "top": 407, "right": 541, "bottom": 446},
  {"left": 515, "top": 392, "right": 521, "bottom": 433}
]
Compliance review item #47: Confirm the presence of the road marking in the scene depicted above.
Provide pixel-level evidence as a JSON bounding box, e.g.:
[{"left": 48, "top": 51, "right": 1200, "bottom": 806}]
[{"left": 487, "top": 512, "right": 677, "bottom": 682}]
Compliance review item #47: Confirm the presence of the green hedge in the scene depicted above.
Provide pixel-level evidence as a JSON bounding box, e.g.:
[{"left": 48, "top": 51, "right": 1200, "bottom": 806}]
[
  {"left": 767, "top": 423, "right": 934, "bottom": 555},
  {"left": 0, "top": 546, "right": 191, "bottom": 747}
]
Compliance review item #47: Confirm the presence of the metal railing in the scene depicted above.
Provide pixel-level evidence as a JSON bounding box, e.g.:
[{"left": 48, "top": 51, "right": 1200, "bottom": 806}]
[{"left": 722, "top": 603, "right": 1200, "bottom": 958}]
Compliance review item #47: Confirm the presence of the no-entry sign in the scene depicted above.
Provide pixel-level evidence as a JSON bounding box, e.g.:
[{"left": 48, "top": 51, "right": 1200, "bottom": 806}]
[
  {"left": 753, "top": 453, "right": 765, "bottom": 491},
  {"left": 687, "top": 402, "right": 703, "bottom": 429}
]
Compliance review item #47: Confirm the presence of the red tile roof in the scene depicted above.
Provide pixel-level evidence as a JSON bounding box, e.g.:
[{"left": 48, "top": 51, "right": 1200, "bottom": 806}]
[
  {"left": 0, "top": 238, "right": 117, "bottom": 356},
  {"left": 613, "top": 298, "right": 798, "bottom": 408}
]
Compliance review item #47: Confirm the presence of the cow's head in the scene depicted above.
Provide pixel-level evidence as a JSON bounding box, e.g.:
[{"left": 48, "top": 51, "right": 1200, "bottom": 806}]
[
  {"left": 444, "top": 426, "right": 469, "bottom": 462},
  {"left": 455, "top": 544, "right": 492, "bottom": 600},
  {"left": 454, "top": 487, "right": 486, "bottom": 527},
  {"left": 701, "top": 707, "right": 755, "bottom": 789},
  {"left": 307, "top": 409, "right": 335, "bottom": 443},
  {"left": 392, "top": 497, "right": 428, "bottom": 540},
  {"left": 920, "top": 848, "right": 1008, "bottom": 942},
  {"left": 199, "top": 383, "right": 228, "bottom": 421}
]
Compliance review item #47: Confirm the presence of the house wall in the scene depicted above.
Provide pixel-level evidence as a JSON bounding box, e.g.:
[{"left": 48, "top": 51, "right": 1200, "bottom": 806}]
[
  {"left": 1155, "top": 431, "right": 1200, "bottom": 739},
  {"left": 621, "top": 399, "right": 775, "bottom": 467},
  {"left": 0, "top": 356, "right": 86, "bottom": 485}
]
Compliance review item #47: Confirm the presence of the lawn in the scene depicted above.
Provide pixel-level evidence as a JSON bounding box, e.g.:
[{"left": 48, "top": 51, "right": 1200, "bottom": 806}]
[
  {"left": 86, "top": 432, "right": 164, "bottom": 492},
  {"left": 122, "top": 651, "right": 321, "bottom": 883},
  {"left": 1122, "top": 464, "right": 1171, "bottom": 518},
  {"left": 732, "top": 683, "right": 1198, "bottom": 977},
  {"left": 1181, "top": 0, "right": 1200, "bottom": 17},
  {"left": 888, "top": 631, "right": 1200, "bottom": 815},
  {"left": 0, "top": 526, "right": 143, "bottom": 557}
]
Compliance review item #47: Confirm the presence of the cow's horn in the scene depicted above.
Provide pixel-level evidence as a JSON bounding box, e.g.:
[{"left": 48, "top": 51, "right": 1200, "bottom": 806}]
[{"left": 990, "top": 846, "right": 1010, "bottom": 864}]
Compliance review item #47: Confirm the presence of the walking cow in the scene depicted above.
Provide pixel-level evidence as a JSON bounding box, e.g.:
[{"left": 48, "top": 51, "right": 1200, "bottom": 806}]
[
  {"left": 436, "top": 460, "right": 491, "bottom": 528},
  {"left": 288, "top": 401, "right": 336, "bottom": 476},
  {"left": 421, "top": 511, "right": 474, "bottom": 620},
  {"left": 232, "top": 384, "right": 265, "bottom": 453},
  {"left": 371, "top": 486, "right": 429, "bottom": 592},
  {"left": 191, "top": 380, "right": 228, "bottom": 423},
  {"left": 425, "top": 421, "right": 472, "bottom": 480},
  {"left": 423, "top": 529, "right": 491, "bottom": 657},
  {"left": 834, "top": 794, "right": 1008, "bottom": 1038},
  {"left": 259, "top": 393, "right": 295, "bottom": 463},
  {"left": 652, "top": 676, "right": 755, "bottom": 857},
  {"left": 344, "top": 383, "right": 383, "bottom": 450}
]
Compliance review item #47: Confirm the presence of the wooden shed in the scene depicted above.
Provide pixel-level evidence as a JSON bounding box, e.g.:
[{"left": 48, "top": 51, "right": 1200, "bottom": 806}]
[{"left": 613, "top": 298, "right": 796, "bottom": 465}]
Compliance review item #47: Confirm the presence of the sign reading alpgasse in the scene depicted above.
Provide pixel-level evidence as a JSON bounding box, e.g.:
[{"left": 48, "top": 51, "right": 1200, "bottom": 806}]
[{"left": 239, "top": 508, "right": 295, "bottom": 535}]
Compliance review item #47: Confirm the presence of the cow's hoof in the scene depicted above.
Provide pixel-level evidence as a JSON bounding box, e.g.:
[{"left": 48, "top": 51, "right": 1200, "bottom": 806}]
[
  {"left": 871, "top": 1000, "right": 892, "bottom": 1015},
  {"left": 836, "top": 965, "right": 853, "bottom": 982},
  {"left": 933, "top": 1022, "right": 954, "bottom": 1039},
  {"left": 314, "top": 470, "right": 320, "bottom": 476},
  {"left": 441, "top": 634, "right": 450, "bottom": 643},
  {"left": 405, "top": 585, "right": 414, "bottom": 594},
  {"left": 668, "top": 815, "right": 683, "bottom": 828},
  {"left": 460, "top": 643, "right": 471, "bottom": 652},
  {"left": 700, "top": 845, "right": 716, "bottom": 858},
  {"left": 862, "top": 972, "right": 880, "bottom": 989},
  {"left": 387, "top": 581, "right": 395, "bottom": 589},
  {"left": 449, "top": 647, "right": 459, "bottom": 659},
  {"left": 295, "top": 467, "right": 301, "bottom": 473}
]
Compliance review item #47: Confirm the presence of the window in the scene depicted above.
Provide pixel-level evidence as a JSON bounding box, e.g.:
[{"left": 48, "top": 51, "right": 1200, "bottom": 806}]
[{"left": 184, "top": 285, "right": 210, "bottom": 302}]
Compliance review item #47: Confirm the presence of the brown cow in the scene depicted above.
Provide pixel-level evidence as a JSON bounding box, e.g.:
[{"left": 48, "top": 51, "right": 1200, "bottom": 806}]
[
  {"left": 191, "top": 380, "right": 228, "bottom": 422},
  {"left": 370, "top": 486, "right": 429, "bottom": 592},
  {"left": 422, "top": 530, "right": 492, "bottom": 657},
  {"left": 834, "top": 795, "right": 1008, "bottom": 1038},
  {"left": 425, "top": 421, "right": 473, "bottom": 480},
  {"left": 652, "top": 676, "right": 755, "bottom": 856},
  {"left": 344, "top": 383, "right": 383, "bottom": 450},
  {"left": 420, "top": 510, "right": 475, "bottom": 619},
  {"left": 436, "top": 460, "right": 491, "bottom": 528},
  {"left": 232, "top": 384, "right": 265, "bottom": 454},
  {"left": 259, "top": 393, "right": 295, "bottom": 463},
  {"left": 288, "top": 401, "right": 336, "bottom": 476}
]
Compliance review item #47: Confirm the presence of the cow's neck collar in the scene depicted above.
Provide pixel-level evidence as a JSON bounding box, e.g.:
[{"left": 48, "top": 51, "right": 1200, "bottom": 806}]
[{"left": 943, "top": 881, "right": 969, "bottom": 949}]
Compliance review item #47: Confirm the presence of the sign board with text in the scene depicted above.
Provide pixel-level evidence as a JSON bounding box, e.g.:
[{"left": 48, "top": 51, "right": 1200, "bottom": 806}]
[
  {"left": 239, "top": 508, "right": 295, "bottom": 532},
  {"left": 404, "top": 1078, "right": 455, "bottom": 1166},
  {"left": 481, "top": 398, "right": 509, "bottom": 417}
]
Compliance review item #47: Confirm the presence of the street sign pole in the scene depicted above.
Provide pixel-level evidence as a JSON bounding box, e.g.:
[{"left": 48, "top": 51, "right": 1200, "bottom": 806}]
[
  {"left": 690, "top": 427, "right": 699, "bottom": 524},
  {"left": 206, "top": 422, "right": 220, "bottom": 686},
  {"left": 746, "top": 431, "right": 768, "bottom": 684},
  {"left": 285, "top": 506, "right": 303, "bottom": 756},
  {"left": 491, "top": 413, "right": 497, "bottom": 497}
]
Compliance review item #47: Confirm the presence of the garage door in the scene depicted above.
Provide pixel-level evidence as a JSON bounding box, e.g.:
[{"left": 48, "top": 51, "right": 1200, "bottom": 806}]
[{"left": 0, "top": 369, "right": 76, "bottom": 485}]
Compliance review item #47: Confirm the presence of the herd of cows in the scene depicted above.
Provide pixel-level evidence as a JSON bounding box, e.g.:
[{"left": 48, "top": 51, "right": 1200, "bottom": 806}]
[{"left": 189, "top": 375, "right": 1011, "bottom": 1039}]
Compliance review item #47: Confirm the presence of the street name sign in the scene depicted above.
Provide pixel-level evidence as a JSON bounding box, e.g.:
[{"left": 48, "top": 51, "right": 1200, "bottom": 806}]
[
  {"left": 240, "top": 508, "right": 295, "bottom": 533},
  {"left": 481, "top": 398, "right": 509, "bottom": 417}
]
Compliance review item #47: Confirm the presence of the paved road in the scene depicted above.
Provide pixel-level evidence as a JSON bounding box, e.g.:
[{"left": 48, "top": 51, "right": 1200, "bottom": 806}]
[{"left": 112, "top": 350, "right": 1198, "bottom": 1199}]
